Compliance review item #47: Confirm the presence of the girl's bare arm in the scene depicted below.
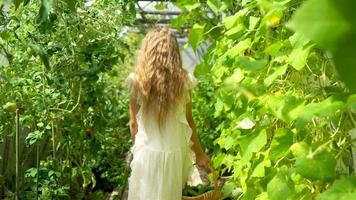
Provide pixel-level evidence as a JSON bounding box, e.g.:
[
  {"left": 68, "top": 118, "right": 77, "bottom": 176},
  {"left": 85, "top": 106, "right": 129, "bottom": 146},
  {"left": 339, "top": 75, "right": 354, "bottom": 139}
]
[
  {"left": 129, "top": 95, "right": 139, "bottom": 143},
  {"left": 186, "top": 92, "right": 211, "bottom": 169}
]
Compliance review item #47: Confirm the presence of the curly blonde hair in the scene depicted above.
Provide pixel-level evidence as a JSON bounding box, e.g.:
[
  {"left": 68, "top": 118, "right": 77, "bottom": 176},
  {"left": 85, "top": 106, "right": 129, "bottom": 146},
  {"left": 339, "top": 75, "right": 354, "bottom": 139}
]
[{"left": 132, "top": 27, "right": 189, "bottom": 126}]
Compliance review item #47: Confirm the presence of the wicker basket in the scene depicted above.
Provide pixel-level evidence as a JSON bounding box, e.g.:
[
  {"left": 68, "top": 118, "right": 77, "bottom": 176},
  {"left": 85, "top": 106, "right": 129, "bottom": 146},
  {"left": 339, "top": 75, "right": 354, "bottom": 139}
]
[{"left": 182, "top": 166, "right": 221, "bottom": 200}]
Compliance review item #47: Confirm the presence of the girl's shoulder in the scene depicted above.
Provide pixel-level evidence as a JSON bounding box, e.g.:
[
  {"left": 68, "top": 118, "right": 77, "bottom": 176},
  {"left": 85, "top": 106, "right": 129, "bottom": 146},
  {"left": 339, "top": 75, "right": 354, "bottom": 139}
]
[
  {"left": 186, "top": 72, "right": 197, "bottom": 91},
  {"left": 126, "top": 72, "right": 135, "bottom": 85},
  {"left": 126, "top": 72, "right": 137, "bottom": 96}
]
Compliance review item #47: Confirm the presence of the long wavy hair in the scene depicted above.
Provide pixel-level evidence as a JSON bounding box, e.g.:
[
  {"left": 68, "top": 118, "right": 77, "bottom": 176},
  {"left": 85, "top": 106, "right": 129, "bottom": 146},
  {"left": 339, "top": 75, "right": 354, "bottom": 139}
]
[{"left": 133, "top": 26, "right": 189, "bottom": 126}]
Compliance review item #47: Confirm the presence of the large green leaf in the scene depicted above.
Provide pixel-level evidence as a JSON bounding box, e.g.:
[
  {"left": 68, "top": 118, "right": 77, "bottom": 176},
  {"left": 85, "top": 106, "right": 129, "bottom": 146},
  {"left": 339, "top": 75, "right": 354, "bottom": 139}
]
[
  {"left": 225, "top": 39, "right": 251, "bottom": 58},
  {"left": 225, "top": 24, "right": 245, "bottom": 39},
  {"left": 264, "top": 41, "right": 283, "bottom": 56},
  {"left": 238, "top": 129, "right": 267, "bottom": 162},
  {"left": 333, "top": 38, "right": 356, "bottom": 92},
  {"left": 222, "top": 9, "right": 247, "bottom": 29},
  {"left": 263, "top": 94, "right": 304, "bottom": 123},
  {"left": 287, "top": 45, "right": 312, "bottom": 71},
  {"left": 287, "top": 0, "right": 351, "bottom": 50},
  {"left": 296, "top": 97, "right": 344, "bottom": 128},
  {"left": 189, "top": 23, "right": 205, "bottom": 51},
  {"left": 317, "top": 177, "right": 356, "bottom": 200},
  {"left": 207, "top": 0, "right": 220, "bottom": 13},
  {"left": 267, "top": 167, "right": 294, "bottom": 200},
  {"left": 224, "top": 68, "right": 244, "bottom": 89},
  {"left": 264, "top": 64, "right": 288, "bottom": 87},
  {"left": 269, "top": 128, "right": 293, "bottom": 161},
  {"left": 287, "top": 0, "right": 356, "bottom": 92},
  {"left": 237, "top": 56, "right": 267, "bottom": 71},
  {"left": 251, "top": 158, "right": 271, "bottom": 178},
  {"left": 295, "top": 150, "right": 336, "bottom": 181}
]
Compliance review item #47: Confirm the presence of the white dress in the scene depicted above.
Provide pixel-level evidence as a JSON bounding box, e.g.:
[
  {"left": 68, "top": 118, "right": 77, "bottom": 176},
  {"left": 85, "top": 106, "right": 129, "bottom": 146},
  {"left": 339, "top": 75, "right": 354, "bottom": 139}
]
[{"left": 126, "top": 73, "right": 195, "bottom": 200}]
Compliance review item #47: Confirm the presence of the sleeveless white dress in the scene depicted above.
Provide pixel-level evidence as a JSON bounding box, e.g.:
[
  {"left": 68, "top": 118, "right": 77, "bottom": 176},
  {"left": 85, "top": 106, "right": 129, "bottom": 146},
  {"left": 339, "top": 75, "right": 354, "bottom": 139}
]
[{"left": 126, "top": 73, "right": 195, "bottom": 200}]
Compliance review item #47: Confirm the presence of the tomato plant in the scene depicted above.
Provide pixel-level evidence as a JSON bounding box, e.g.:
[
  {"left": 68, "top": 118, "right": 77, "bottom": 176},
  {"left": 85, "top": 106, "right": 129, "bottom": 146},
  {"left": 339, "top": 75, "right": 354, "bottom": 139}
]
[{"left": 0, "top": 0, "right": 139, "bottom": 199}]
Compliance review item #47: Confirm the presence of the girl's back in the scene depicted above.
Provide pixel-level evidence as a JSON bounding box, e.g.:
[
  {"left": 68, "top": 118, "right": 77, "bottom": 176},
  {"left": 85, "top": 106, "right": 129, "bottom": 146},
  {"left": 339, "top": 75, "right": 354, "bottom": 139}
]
[
  {"left": 127, "top": 73, "right": 194, "bottom": 200},
  {"left": 127, "top": 27, "right": 210, "bottom": 200}
]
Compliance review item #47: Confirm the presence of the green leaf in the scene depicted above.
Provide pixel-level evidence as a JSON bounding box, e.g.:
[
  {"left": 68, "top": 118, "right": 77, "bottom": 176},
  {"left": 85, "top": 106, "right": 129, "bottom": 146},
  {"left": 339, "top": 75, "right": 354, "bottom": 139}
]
[
  {"left": 225, "top": 24, "right": 245, "bottom": 38},
  {"left": 2, "top": 102, "right": 17, "bottom": 112},
  {"left": 38, "top": 0, "right": 52, "bottom": 23},
  {"left": 264, "top": 64, "right": 288, "bottom": 87},
  {"left": 264, "top": 41, "right": 283, "bottom": 56},
  {"left": 288, "top": 0, "right": 356, "bottom": 92},
  {"left": 269, "top": 128, "right": 293, "bottom": 161},
  {"left": 290, "top": 142, "right": 309, "bottom": 157},
  {"left": 26, "top": 168, "right": 38, "bottom": 178},
  {"left": 289, "top": 32, "right": 310, "bottom": 48},
  {"left": 287, "top": 0, "right": 352, "bottom": 50},
  {"left": 189, "top": 24, "right": 205, "bottom": 51},
  {"left": 214, "top": 98, "right": 224, "bottom": 117},
  {"left": 333, "top": 38, "right": 356, "bottom": 92},
  {"left": 194, "top": 62, "right": 210, "bottom": 76},
  {"left": 170, "top": 14, "right": 189, "bottom": 28},
  {"left": 249, "top": 16, "right": 260, "bottom": 31},
  {"left": 23, "top": 0, "right": 30, "bottom": 6},
  {"left": 207, "top": 0, "right": 220, "bottom": 13},
  {"left": 13, "top": 0, "right": 21, "bottom": 9},
  {"left": 287, "top": 45, "right": 312, "bottom": 71},
  {"left": 251, "top": 159, "right": 271, "bottom": 178},
  {"left": 224, "top": 135, "right": 236, "bottom": 150},
  {"left": 346, "top": 94, "right": 356, "bottom": 113},
  {"left": 295, "top": 150, "right": 336, "bottom": 181},
  {"left": 37, "top": 122, "right": 44, "bottom": 127},
  {"left": 226, "top": 39, "right": 251, "bottom": 58},
  {"left": 63, "top": 0, "right": 76, "bottom": 12},
  {"left": 317, "top": 177, "right": 356, "bottom": 200},
  {"left": 296, "top": 97, "right": 344, "bottom": 128},
  {"left": 222, "top": 9, "right": 247, "bottom": 29},
  {"left": 29, "top": 44, "right": 50, "bottom": 69},
  {"left": 255, "top": 192, "right": 269, "bottom": 200},
  {"left": 184, "top": 2, "right": 200, "bottom": 11},
  {"left": 263, "top": 94, "right": 304, "bottom": 122},
  {"left": 25, "top": 130, "right": 44, "bottom": 146},
  {"left": 224, "top": 68, "right": 244, "bottom": 89},
  {"left": 267, "top": 167, "right": 294, "bottom": 200},
  {"left": 238, "top": 129, "right": 267, "bottom": 162},
  {"left": 237, "top": 56, "right": 267, "bottom": 71}
]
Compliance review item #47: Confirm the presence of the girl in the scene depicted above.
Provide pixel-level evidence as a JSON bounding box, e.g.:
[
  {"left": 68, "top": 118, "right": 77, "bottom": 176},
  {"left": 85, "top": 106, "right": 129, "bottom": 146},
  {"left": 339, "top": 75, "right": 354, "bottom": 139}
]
[{"left": 126, "top": 27, "right": 211, "bottom": 200}]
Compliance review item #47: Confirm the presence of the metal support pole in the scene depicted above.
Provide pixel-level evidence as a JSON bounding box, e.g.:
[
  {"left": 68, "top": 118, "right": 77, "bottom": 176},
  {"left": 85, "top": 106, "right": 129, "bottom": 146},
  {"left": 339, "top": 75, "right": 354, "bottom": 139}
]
[
  {"left": 36, "top": 142, "right": 39, "bottom": 200},
  {"left": 15, "top": 109, "right": 19, "bottom": 200}
]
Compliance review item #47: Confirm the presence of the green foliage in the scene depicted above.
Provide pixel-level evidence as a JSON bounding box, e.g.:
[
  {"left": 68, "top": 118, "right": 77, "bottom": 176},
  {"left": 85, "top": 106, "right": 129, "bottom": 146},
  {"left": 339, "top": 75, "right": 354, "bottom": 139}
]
[
  {"left": 317, "top": 176, "right": 356, "bottom": 200},
  {"left": 269, "top": 128, "right": 293, "bottom": 161},
  {"left": 288, "top": 0, "right": 356, "bottom": 92},
  {"left": 267, "top": 167, "right": 294, "bottom": 200},
  {"left": 173, "top": 0, "right": 356, "bottom": 199},
  {"left": 0, "top": 0, "right": 139, "bottom": 198},
  {"left": 295, "top": 150, "right": 336, "bottom": 181}
]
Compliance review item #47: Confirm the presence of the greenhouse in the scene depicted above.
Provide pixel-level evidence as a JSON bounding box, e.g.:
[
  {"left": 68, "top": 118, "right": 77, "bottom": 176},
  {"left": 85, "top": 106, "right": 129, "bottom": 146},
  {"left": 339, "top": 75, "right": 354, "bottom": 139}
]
[{"left": 0, "top": 0, "right": 355, "bottom": 199}]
